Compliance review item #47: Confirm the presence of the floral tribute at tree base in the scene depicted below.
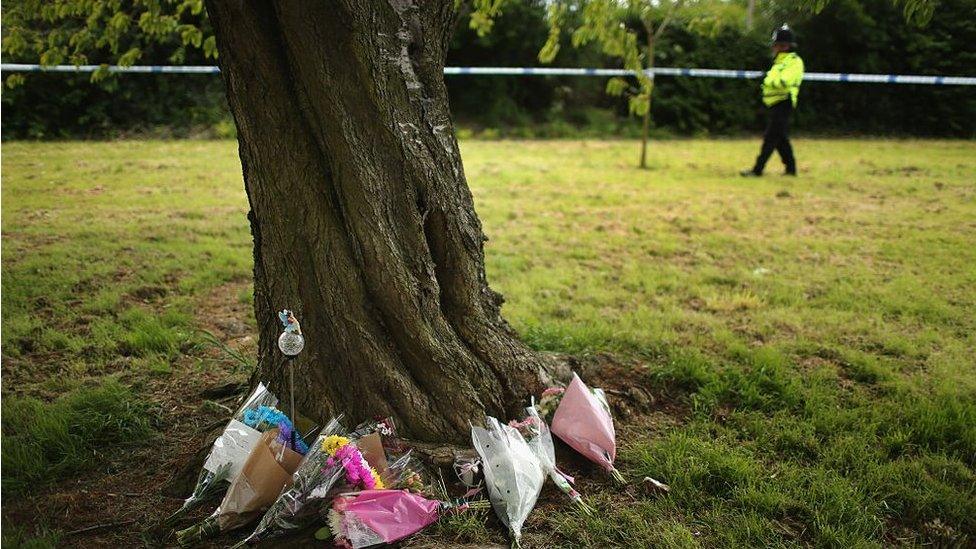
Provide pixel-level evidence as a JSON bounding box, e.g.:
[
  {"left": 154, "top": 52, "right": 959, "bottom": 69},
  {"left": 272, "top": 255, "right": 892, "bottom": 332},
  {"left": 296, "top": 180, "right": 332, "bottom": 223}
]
[{"left": 162, "top": 312, "right": 632, "bottom": 547}]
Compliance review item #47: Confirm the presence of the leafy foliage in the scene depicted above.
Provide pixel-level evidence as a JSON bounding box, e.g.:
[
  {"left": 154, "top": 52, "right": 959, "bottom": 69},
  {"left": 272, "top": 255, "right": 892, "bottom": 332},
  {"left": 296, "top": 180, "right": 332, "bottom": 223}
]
[
  {"left": 533, "top": 1, "right": 745, "bottom": 166},
  {"left": 1, "top": 0, "right": 215, "bottom": 85},
  {"left": 532, "top": 1, "right": 743, "bottom": 119},
  {"left": 1, "top": 0, "right": 973, "bottom": 138}
]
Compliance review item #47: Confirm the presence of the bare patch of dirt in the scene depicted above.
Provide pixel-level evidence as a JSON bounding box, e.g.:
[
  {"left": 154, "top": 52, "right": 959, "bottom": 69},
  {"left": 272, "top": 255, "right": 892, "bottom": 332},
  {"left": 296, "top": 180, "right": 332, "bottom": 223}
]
[
  {"left": 129, "top": 284, "right": 169, "bottom": 302},
  {"left": 867, "top": 165, "right": 925, "bottom": 176}
]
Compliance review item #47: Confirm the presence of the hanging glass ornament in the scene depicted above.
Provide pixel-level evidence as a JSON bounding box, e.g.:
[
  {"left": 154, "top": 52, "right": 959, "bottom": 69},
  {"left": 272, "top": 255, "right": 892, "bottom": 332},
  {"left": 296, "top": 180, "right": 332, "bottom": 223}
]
[{"left": 277, "top": 309, "right": 305, "bottom": 356}]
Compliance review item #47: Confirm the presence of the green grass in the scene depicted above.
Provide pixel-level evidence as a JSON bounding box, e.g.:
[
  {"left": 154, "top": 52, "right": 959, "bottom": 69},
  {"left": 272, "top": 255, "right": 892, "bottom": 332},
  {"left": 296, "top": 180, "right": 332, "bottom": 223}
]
[
  {"left": 2, "top": 138, "right": 975, "bottom": 546},
  {"left": 1, "top": 378, "right": 154, "bottom": 494},
  {"left": 1, "top": 526, "right": 60, "bottom": 549}
]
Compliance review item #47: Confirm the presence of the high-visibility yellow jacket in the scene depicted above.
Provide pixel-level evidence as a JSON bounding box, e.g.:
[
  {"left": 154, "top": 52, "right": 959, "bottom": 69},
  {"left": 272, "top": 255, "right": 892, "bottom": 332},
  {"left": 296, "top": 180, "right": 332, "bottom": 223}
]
[{"left": 762, "top": 52, "right": 804, "bottom": 107}]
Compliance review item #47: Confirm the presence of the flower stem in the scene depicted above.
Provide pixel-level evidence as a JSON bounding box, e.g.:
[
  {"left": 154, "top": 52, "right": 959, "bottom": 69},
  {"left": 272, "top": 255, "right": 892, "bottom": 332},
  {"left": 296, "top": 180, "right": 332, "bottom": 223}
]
[
  {"left": 576, "top": 497, "right": 597, "bottom": 516},
  {"left": 610, "top": 467, "right": 626, "bottom": 485}
]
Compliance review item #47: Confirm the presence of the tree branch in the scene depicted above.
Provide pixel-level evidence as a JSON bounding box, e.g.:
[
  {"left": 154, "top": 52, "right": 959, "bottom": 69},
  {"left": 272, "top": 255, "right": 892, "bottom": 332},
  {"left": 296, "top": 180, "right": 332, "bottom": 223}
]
[{"left": 654, "top": 0, "right": 683, "bottom": 41}]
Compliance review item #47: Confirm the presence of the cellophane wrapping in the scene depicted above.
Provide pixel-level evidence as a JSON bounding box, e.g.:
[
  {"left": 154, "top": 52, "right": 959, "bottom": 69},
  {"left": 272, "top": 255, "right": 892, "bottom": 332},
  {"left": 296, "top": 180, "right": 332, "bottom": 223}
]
[
  {"left": 240, "top": 416, "right": 346, "bottom": 544},
  {"left": 516, "top": 405, "right": 590, "bottom": 512},
  {"left": 329, "top": 489, "right": 443, "bottom": 548},
  {"left": 471, "top": 416, "right": 545, "bottom": 545},
  {"left": 550, "top": 373, "right": 622, "bottom": 481},
  {"left": 167, "top": 383, "right": 278, "bottom": 525},
  {"left": 175, "top": 427, "right": 303, "bottom": 546}
]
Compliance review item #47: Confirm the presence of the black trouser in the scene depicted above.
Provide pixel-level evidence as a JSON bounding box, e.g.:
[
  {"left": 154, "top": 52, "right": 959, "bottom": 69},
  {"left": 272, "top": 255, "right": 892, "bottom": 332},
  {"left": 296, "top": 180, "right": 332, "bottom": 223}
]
[{"left": 752, "top": 100, "right": 795, "bottom": 175}]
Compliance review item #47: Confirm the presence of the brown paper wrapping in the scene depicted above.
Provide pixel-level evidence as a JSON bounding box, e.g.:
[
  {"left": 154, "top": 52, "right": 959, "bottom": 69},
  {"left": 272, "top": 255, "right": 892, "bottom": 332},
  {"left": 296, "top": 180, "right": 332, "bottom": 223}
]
[
  {"left": 358, "top": 432, "right": 389, "bottom": 473},
  {"left": 216, "top": 428, "right": 303, "bottom": 531}
]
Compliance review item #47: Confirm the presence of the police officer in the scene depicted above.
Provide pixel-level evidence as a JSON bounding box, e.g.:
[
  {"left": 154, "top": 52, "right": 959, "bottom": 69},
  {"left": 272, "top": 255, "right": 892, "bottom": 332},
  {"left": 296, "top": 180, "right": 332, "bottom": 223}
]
[{"left": 742, "top": 25, "right": 804, "bottom": 177}]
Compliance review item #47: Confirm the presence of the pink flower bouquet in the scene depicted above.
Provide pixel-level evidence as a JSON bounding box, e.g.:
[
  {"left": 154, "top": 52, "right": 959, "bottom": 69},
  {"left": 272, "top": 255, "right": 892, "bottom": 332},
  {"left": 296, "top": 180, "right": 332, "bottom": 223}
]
[
  {"left": 549, "top": 373, "right": 624, "bottom": 483},
  {"left": 327, "top": 489, "right": 487, "bottom": 548}
]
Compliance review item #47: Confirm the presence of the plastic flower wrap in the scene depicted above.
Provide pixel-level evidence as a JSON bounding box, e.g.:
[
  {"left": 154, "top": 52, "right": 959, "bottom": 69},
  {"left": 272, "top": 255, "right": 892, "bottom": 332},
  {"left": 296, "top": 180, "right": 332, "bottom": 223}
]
[
  {"left": 164, "top": 383, "right": 279, "bottom": 526},
  {"left": 236, "top": 422, "right": 396, "bottom": 546},
  {"left": 176, "top": 426, "right": 304, "bottom": 546},
  {"left": 327, "top": 489, "right": 489, "bottom": 548},
  {"left": 346, "top": 417, "right": 425, "bottom": 492},
  {"left": 233, "top": 417, "right": 347, "bottom": 546},
  {"left": 509, "top": 404, "right": 594, "bottom": 514},
  {"left": 471, "top": 416, "right": 545, "bottom": 547},
  {"left": 453, "top": 454, "right": 484, "bottom": 496},
  {"left": 549, "top": 373, "right": 624, "bottom": 483}
]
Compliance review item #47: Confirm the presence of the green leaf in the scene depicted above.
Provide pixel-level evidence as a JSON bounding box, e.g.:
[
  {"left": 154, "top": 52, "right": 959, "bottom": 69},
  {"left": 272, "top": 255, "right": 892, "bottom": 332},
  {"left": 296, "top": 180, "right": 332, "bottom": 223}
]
[
  {"left": 5, "top": 74, "right": 27, "bottom": 89},
  {"left": 117, "top": 47, "right": 142, "bottom": 67},
  {"left": 3, "top": 28, "right": 31, "bottom": 56},
  {"left": 178, "top": 24, "right": 203, "bottom": 48},
  {"left": 605, "top": 76, "right": 630, "bottom": 97},
  {"left": 538, "top": 3, "right": 565, "bottom": 64},
  {"left": 314, "top": 526, "right": 332, "bottom": 541},
  {"left": 108, "top": 12, "right": 131, "bottom": 33},
  {"left": 628, "top": 94, "right": 650, "bottom": 117},
  {"left": 39, "top": 47, "right": 66, "bottom": 66},
  {"left": 202, "top": 36, "right": 218, "bottom": 59},
  {"left": 469, "top": 0, "right": 507, "bottom": 37},
  {"left": 169, "top": 46, "right": 187, "bottom": 64},
  {"left": 90, "top": 64, "right": 112, "bottom": 83}
]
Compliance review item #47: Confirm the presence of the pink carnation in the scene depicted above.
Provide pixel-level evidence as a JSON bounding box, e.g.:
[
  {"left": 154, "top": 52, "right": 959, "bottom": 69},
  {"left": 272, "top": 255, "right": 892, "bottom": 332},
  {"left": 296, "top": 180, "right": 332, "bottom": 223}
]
[{"left": 332, "top": 443, "right": 377, "bottom": 489}]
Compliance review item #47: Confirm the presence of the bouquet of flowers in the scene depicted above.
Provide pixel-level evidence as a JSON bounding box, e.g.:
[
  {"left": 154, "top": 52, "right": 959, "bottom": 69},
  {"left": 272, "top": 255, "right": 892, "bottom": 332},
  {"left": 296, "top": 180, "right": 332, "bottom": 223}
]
[
  {"left": 164, "top": 383, "right": 279, "bottom": 526},
  {"left": 509, "top": 404, "right": 594, "bottom": 514},
  {"left": 235, "top": 425, "right": 392, "bottom": 546},
  {"left": 175, "top": 419, "right": 305, "bottom": 545},
  {"left": 471, "top": 416, "right": 545, "bottom": 548},
  {"left": 327, "top": 489, "right": 489, "bottom": 548},
  {"left": 232, "top": 417, "right": 347, "bottom": 546},
  {"left": 343, "top": 417, "right": 427, "bottom": 493},
  {"left": 543, "top": 373, "right": 624, "bottom": 483}
]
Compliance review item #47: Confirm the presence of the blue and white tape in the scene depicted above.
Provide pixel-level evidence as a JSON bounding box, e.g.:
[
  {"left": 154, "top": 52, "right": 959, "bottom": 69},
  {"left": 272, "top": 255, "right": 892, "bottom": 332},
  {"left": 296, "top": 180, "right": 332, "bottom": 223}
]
[{"left": 2, "top": 63, "right": 975, "bottom": 86}]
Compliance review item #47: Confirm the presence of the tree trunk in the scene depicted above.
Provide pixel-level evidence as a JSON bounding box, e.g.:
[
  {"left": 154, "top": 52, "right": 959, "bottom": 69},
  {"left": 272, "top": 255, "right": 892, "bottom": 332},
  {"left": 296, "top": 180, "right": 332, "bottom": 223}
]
[{"left": 204, "top": 0, "right": 550, "bottom": 442}]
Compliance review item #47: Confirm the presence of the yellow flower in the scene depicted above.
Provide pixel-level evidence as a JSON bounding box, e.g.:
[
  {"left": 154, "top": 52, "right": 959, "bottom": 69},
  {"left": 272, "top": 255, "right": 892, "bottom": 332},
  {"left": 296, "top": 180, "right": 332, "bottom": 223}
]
[
  {"left": 321, "top": 435, "right": 350, "bottom": 456},
  {"left": 371, "top": 469, "right": 385, "bottom": 489}
]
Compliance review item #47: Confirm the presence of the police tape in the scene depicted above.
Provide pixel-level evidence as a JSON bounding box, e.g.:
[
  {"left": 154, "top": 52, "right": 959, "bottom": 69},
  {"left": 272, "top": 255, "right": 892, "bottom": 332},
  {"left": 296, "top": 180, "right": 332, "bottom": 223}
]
[{"left": 2, "top": 63, "right": 975, "bottom": 86}]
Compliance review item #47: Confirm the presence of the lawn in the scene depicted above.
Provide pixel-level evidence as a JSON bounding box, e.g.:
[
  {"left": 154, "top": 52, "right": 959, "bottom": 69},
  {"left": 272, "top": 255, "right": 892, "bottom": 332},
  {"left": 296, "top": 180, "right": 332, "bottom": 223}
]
[{"left": 2, "top": 138, "right": 975, "bottom": 547}]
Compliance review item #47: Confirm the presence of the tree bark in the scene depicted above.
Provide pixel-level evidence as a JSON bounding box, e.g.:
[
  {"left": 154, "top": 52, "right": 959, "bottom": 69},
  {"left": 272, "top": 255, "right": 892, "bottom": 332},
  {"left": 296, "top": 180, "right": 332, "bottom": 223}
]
[{"left": 205, "top": 0, "right": 550, "bottom": 442}]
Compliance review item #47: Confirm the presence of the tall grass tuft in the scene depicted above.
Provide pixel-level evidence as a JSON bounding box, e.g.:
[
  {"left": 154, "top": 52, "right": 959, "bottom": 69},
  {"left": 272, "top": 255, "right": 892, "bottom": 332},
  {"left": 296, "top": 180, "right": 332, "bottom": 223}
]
[{"left": 1, "top": 379, "right": 154, "bottom": 494}]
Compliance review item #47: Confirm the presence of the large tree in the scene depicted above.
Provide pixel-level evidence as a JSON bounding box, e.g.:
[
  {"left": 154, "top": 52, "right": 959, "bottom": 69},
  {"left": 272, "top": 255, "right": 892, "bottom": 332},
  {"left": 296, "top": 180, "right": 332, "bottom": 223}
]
[
  {"left": 4, "top": 0, "right": 941, "bottom": 444},
  {"left": 203, "top": 0, "right": 551, "bottom": 442}
]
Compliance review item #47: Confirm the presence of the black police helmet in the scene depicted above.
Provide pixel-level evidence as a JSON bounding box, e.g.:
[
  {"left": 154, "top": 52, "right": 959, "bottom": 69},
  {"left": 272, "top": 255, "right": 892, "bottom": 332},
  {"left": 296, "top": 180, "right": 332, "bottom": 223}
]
[{"left": 771, "top": 24, "right": 797, "bottom": 48}]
